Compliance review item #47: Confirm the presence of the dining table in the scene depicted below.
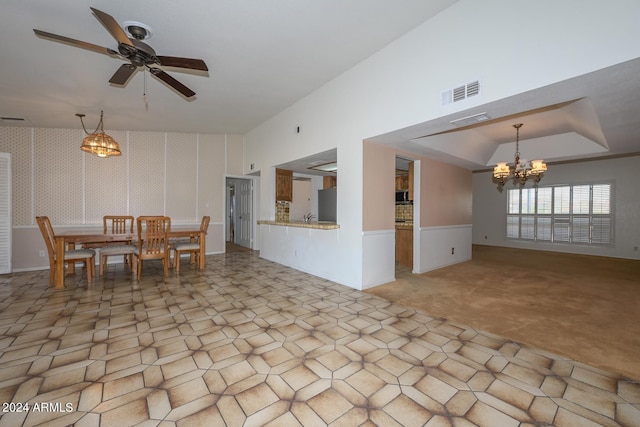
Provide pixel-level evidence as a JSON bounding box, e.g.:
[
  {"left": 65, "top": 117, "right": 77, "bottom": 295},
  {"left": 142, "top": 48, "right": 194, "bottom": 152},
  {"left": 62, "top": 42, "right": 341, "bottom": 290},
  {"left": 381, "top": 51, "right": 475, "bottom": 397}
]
[{"left": 54, "top": 225, "right": 206, "bottom": 289}]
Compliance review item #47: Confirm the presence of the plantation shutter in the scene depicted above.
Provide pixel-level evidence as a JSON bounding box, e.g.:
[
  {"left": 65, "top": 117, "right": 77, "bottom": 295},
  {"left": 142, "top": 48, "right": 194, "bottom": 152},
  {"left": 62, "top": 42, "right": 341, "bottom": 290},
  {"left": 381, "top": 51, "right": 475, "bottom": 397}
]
[{"left": 0, "top": 153, "right": 11, "bottom": 274}]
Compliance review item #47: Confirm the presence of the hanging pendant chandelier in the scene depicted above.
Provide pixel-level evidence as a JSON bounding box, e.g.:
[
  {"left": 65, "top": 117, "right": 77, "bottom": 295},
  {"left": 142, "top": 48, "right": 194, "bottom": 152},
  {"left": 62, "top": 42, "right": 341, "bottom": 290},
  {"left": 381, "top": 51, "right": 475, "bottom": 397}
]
[
  {"left": 493, "top": 123, "right": 546, "bottom": 187},
  {"left": 77, "top": 111, "right": 121, "bottom": 158}
]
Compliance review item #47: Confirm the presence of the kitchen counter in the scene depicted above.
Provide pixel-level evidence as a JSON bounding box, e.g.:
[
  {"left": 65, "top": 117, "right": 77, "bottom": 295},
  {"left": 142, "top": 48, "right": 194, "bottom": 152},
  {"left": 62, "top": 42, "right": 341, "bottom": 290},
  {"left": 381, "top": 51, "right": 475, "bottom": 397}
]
[
  {"left": 395, "top": 222, "right": 413, "bottom": 230},
  {"left": 257, "top": 220, "right": 340, "bottom": 230}
]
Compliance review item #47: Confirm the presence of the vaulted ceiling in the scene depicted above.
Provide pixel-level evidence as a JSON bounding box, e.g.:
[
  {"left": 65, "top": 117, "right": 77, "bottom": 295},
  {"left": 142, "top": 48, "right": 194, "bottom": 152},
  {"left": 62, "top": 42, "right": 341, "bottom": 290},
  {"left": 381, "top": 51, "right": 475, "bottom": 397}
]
[
  {"left": 0, "top": 0, "right": 456, "bottom": 134},
  {"left": 1, "top": 1, "right": 639, "bottom": 173}
]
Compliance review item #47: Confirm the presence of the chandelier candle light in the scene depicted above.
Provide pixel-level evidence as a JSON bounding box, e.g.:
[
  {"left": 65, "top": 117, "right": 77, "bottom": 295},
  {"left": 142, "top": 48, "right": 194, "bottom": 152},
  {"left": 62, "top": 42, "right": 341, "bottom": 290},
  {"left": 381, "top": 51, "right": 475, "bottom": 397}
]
[
  {"left": 77, "top": 110, "right": 121, "bottom": 158},
  {"left": 493, "top": 123, "right": 546, "bottom": 187}
]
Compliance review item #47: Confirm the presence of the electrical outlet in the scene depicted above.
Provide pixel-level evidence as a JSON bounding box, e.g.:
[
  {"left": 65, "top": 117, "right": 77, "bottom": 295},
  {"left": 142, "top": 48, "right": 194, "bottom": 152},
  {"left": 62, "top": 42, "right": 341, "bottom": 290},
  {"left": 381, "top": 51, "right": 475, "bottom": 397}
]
[{"left": 39, "top": 250, "right": 46, "bottom": 257}]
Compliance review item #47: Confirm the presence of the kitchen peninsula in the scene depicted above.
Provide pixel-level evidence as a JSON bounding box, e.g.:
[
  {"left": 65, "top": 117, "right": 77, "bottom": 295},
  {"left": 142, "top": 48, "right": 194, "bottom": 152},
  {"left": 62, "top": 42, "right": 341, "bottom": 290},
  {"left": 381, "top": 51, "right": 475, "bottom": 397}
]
[{"left": 257, "top": 220, "right": 339, "bottom": 230}]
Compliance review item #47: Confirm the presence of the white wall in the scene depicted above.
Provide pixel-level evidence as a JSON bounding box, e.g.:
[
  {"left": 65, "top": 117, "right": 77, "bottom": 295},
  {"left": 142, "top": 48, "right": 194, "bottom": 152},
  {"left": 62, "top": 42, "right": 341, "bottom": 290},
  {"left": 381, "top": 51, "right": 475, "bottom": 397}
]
[
  {"left": 245, "top": 0, "right": 640, "bottom": 289},
  {"left": 416, "top": 225, "right": 473, "bottom": 273},
  {"left": 472, "top": 156, "right": 640, "bottom": 260},
  {"left": 289, "top": 179, "right": 312, "bottom": 221}
]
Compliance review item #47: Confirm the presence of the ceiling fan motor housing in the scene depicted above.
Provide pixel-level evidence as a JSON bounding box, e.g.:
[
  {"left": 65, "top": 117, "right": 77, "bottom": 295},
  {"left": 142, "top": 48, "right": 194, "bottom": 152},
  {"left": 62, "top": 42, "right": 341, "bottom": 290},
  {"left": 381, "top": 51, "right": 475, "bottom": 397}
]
[{"left": 118, "top": 38, "right": 157, "bottom": 67}]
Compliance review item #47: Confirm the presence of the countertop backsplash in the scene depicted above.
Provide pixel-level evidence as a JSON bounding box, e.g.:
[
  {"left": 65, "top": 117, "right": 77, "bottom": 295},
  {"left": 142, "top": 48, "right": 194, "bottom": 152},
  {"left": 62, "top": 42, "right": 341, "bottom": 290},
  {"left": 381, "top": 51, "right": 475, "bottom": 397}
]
[
  {"left": 395, "top": 204, "right": 413, "bottom": 222},
  {"left": 276, "top": 201, "right": 290, "bottom": 222}
]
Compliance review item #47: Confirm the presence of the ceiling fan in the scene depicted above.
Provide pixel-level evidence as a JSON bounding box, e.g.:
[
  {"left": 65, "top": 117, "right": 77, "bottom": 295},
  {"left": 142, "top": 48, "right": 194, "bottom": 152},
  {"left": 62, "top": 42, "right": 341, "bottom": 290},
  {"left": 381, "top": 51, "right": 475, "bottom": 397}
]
[{"left": 33, "top": 7, "right": 208, "bottom": 98}]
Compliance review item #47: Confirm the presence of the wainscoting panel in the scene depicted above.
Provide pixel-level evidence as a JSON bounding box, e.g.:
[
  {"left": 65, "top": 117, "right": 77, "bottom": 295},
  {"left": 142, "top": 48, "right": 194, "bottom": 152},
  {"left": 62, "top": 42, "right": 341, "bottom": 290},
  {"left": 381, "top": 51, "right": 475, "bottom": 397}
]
[
  {"left": 362, "top": 229, "right": 396, "bottom": 289},
  {"left": 416, "top": 224, "right": 472, "bottom": 273}
]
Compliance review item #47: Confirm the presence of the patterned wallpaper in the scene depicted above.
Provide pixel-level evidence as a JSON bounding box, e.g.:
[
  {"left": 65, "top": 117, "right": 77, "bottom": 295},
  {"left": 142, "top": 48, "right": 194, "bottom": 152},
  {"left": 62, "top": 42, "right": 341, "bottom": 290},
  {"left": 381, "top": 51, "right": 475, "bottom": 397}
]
[{"left": 0, "top": 126, "right": 238, "bottom": 226}]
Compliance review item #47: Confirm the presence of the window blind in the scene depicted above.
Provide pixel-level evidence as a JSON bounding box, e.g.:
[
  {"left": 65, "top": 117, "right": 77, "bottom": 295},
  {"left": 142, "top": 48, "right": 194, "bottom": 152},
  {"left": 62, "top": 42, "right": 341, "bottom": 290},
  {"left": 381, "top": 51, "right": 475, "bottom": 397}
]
[{"left": 506, "top": 183, "right": 613, "bottom": 246}]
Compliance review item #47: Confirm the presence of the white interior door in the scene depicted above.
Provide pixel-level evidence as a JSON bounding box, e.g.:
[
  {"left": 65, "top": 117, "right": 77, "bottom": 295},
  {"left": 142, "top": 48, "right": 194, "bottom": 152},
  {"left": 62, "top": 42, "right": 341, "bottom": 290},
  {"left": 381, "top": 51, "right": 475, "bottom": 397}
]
[
  {"left": 235, "top": 179, "right": 252, "bottom": 248},
  {"left": 0, "top": 153, "right": 11, "bottom": 274}
]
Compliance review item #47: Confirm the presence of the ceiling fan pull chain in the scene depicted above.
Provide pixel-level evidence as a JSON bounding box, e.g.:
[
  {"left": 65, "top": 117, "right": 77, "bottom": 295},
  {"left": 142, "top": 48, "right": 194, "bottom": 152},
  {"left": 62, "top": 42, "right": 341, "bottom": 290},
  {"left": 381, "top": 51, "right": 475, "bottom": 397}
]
[{"left": 143, "top": 67, "right": 149, "bottom": 110}]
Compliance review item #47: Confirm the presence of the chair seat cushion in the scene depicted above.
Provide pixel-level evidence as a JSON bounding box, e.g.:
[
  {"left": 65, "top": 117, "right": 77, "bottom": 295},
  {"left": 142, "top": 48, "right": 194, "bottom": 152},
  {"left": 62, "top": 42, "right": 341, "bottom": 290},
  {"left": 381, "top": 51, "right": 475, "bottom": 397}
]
[
  {"left": 100, "top": 245, "right": 136, "bottom": 255},
  {"left": 64, "top": 249, "right": 95, "bottom": 259},
  {"left": 174, "top": 243, "right": 200, "bottom": 251},
  {"left": 133, "top": 246, "right": 168, "bottom": 255}
]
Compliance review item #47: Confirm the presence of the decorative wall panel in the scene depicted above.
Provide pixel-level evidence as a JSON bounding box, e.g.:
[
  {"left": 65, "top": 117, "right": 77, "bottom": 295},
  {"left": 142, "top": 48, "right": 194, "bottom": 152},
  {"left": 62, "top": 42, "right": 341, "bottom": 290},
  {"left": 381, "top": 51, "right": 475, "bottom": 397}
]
[
  {"left": 85, "top": 130, "right": 129, "bottom": 223},
  {"left": 166, "top": 132, "right": 197, "bottom": 222},
  {"left": 34, "top": 128, "right": 84, "bottom": 224},
  {"left": 0, "top": 127, "right": 31, "bottom": 226},
  {"left": 129, "top": 131, "right": 166, "bottom": 217},
  {"left": 198, "top": 134, "right": 226, "bottom": 222},
  {"left": 2, "top": 124, "right": 239, "bottom": 225},
  {"left": 226, "top": 134, "right": 244, "bottom": 176}
]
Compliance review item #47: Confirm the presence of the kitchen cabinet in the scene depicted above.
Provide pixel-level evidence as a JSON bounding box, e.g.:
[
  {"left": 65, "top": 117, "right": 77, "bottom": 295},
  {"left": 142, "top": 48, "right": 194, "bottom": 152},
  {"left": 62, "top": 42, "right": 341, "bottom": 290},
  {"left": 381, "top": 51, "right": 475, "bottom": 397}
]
[
  {"left": 323, "top": 175, "right": 337, "bottom": 189},
  {"left": 395, "top": 174, "right": 409, "bottom": 191},
  {"left": 275, "top": 168, "right": 293, "bottom": 202},
  {"left": 396, "top": 226, "right": 413, "bottom": 268}
]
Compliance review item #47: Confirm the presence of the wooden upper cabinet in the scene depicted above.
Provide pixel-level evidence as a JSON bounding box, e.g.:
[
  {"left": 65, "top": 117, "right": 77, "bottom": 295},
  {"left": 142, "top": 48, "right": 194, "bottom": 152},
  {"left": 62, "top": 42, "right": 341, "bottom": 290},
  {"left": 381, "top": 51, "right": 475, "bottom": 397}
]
[
  {"left": 395, "top": 174, "right": 409, "bottom": 191},
  {"left": 408, "top": 161, "right": 414, "bottom": 201},
  {"left": 323, "top": 175, "right": 337, "bottom": 189},
  {"left": 275, "top": 168, "right": 293, "bottom": 202}
]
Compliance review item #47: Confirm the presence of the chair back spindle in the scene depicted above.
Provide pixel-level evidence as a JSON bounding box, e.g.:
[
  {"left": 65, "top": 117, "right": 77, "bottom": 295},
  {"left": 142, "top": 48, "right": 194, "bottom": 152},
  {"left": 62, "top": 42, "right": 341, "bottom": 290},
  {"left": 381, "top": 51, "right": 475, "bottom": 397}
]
[
  {"left": 99, "top": 215, "right": 136, "bottom": 277},
  {"left": 133, "top": 216, "right": 171, "bottom": 279}
]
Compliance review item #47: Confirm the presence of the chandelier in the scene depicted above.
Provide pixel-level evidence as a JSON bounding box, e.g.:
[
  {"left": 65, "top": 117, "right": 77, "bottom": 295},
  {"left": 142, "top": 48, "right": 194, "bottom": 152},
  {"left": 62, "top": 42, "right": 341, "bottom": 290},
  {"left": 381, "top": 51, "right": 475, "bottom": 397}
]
[
  {"left": 493, "top": 123, "right": 546, "bottom": 187},
  {"left": 77, "top": 111, "right": 121, "bottom": 158}
]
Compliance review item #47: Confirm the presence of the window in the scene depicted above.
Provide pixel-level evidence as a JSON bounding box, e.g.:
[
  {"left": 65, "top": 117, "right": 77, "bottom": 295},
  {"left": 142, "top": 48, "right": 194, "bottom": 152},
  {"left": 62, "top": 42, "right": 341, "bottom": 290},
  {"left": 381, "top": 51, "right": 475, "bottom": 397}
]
[{"left": 506, "top": 183, "right": 613, "bottom": 245}]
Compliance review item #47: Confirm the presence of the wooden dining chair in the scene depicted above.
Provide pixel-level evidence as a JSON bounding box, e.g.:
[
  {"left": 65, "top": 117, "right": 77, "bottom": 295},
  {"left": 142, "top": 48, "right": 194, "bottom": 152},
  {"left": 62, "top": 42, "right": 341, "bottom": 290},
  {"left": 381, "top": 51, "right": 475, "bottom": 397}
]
[
  {"left": 132, "top": 216, "right": 171, "bottom": 280},
  {"left": 36, "top": 216, "right": 96, "bottom": 286},
  {"left": 99, "top": 215, "right": 136, "bottom": 276},
  {"left": 173, "top": 216, "right": 210, "bottom": 272}
]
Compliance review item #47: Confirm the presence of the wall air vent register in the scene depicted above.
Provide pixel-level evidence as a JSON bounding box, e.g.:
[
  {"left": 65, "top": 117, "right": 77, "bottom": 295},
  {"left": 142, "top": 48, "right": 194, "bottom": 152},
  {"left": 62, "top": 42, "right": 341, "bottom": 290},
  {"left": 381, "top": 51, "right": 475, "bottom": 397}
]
[{"left": 441, "top": 80, "right": 480, "bottom": 105}]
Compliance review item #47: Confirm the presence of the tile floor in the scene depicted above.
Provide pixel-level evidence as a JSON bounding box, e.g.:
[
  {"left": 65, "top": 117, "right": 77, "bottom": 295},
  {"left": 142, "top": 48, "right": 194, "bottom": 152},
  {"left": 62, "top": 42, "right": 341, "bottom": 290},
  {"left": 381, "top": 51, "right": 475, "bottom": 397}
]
[{"left": 0, "top": 251, "right": 639, "bottom": 426}]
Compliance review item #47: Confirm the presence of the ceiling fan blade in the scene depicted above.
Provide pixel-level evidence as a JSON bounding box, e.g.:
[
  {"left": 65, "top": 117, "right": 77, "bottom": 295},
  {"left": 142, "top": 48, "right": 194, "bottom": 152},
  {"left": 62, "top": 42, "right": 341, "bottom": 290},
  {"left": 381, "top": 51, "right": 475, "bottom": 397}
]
[
  {"left": 109, "top": 63, "right": 138, "bottom": 85},
  {"left": 156, "top": 56, "right": 209, "bottom": 71},
  {"left": 33, "top": 29, "right": 116, "bottom": 56},
  {"left": 90, "top": 7, "right": 133, "bottom": 47},
  {"left": 149, "top": 68, "right": 196, "bottom": 98}
]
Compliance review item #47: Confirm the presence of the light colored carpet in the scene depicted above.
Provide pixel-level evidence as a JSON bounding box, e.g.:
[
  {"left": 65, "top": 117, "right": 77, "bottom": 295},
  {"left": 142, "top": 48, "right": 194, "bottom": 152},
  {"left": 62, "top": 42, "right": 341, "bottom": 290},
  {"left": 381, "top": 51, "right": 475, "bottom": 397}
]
[{"left": 366, "top": 245, "right": 640, "bottom": 381}]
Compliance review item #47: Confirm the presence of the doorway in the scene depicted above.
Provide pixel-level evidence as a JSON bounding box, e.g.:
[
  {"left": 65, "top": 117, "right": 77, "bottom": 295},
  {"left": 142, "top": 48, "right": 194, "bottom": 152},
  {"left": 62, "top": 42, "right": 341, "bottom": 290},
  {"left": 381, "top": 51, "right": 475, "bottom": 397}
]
[
  {"left": 395, "top": 155, "right": 416, "bottom": 275},
  {"left": 226, "top": 177, "right": 253, "bottom": 249}
]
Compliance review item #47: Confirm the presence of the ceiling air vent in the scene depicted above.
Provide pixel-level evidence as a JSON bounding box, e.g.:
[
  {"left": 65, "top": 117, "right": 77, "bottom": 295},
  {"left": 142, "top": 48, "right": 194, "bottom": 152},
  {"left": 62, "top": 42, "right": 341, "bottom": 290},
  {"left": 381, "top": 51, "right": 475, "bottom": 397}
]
[
  {"left": 441, "top": 80, "right": 480, "bottom": 105},
  {"left": 449, "top": 112, "right": 490, "bottom": 127}
]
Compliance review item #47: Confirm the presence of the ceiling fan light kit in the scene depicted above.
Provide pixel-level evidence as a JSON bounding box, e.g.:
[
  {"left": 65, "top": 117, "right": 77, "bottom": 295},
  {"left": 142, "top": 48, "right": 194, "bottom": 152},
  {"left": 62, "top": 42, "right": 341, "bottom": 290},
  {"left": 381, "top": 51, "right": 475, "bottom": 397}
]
[
  {"left": 33, "top": 7, "right": 208, "bottom": 98},
  {"left": 493, "top": 123, "right": 547, "bottom": 189},
  {"left": 77, "top": 111, "right": 121, "bottom": 158}
]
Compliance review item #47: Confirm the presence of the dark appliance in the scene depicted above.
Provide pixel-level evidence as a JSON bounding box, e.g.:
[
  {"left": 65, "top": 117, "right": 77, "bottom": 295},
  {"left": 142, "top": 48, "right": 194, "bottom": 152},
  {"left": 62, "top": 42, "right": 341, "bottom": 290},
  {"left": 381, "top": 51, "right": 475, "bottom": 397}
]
[
  {"left": 395, "top": 190, "right": 409, "bottom": 204},
  {"left": 318, "top": 188, "right": 337, "bottom": 222}
]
